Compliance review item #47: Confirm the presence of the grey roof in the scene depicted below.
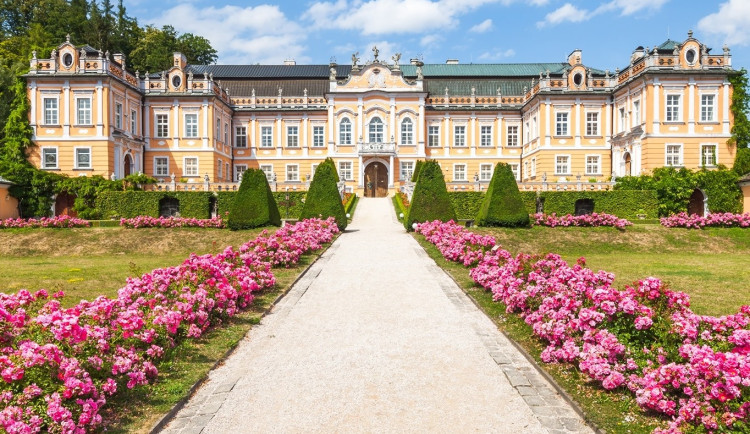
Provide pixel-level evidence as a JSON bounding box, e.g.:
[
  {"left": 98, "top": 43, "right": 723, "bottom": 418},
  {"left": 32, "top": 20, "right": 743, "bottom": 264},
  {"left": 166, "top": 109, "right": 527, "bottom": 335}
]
[
  {"left": 187, "top": 64, "right": 352, "bottom": 79},
  {"left": 79, "top": 45, "right": 100, "bottom": 55},
  {"left": 221, "top": 79, "right": 328, "bottom": 97},
  {"left": 424, "top": 79, "right": 531, "bottom": 96},
  {"left": 400, "top": 63, "right": 572, "bottom": 77},
  {"left": 656, "top": 39, "right": 680, "bottom": 52}
]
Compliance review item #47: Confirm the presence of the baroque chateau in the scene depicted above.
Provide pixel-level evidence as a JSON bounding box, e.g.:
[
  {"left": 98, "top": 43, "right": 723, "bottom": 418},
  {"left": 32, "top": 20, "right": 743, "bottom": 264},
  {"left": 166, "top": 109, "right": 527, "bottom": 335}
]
[{"left": 24, "top": 31, "right": 738, "bottom": 198}]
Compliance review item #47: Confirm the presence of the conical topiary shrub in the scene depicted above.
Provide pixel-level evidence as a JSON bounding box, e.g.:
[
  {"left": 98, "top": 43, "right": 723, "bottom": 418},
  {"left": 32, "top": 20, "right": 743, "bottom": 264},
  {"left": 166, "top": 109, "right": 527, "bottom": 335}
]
[
  {"left": 411, "top": 160, "right": 424, "bottom": 182},
  {"left": 227, "top": 168, "right": 281, "bottom": 230},
  {"left": 300, "top": 158, "right": 347, "bottom": 230},
  {"left": 404, "top": 160, "right": 456, "bottom": 231},
  {"left": 475, "top": 162, "right": 530, "bottom": 227}
]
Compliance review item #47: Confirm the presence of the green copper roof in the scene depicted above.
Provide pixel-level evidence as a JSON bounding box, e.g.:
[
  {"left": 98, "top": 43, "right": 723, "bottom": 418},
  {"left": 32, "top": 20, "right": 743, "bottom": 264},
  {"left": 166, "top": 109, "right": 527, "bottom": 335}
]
[
  {"left": 424, "top": 79, "right": 531, "bottom": 96},
  {"left": 656, "top": 39, "right": 680, "bottom": 52}
]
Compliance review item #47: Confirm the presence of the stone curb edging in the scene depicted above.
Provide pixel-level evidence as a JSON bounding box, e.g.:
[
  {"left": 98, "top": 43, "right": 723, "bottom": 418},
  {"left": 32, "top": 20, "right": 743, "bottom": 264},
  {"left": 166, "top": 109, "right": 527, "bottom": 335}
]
[
  {"left": 148, "top": 235, "right": 341, "bottom": 434},
  {"left": 412, "top": 235, "right": 605, "bottom": 434}
]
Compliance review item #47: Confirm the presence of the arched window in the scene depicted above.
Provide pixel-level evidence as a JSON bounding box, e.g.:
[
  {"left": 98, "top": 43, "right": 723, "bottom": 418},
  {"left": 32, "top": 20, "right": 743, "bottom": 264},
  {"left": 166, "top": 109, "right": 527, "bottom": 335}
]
[
  {"left": 339, "top": 118, "right": 351, "bottom": 145},
  {"left": 401, "top": 118, "right": 413, "bottom": 145},
  {"left": 368, "top": 117, "right": 383, "bottom": 143}
]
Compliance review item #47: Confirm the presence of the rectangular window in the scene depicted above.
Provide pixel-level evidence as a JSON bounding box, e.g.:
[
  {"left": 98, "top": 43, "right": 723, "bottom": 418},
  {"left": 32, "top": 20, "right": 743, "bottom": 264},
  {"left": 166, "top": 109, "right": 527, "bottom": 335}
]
[
  {"left": 115, "top": 103, "right": 123, "bottom": 130},
  {"left": 313, "top": 125, "right": 325, "bottom": 147},
  {"left": 154, "top": 157, "right": 169, "bottom": 177},
  {"left": 184, "top": 157, "right": 198, "bottom": 176},
  {"left": 586, "top": 112, "right": 598, "bottom": 136},
  {"left": 701, "top": 95, "right": 715, "bottom": 122},
  {"left": 261, "top": 126, "right": 273, "bottom": 147},
  {"left": 287, "top": 125, "right": 299, "bottom": 147},
  {"left": 339, "top": 120, "right": 351, "bottom": 145},
  {"left": 259, "top": 164, "right": 273, "bottom": 181},
  {"left": 75, "top": 148, "right": 91, "bottom": 169},
  {"left": 235, "top": 165, "right": 248, "bottom": 182},
  {"left": 235, "top": 126, "right": 247, "bottom": 147},
  {"left": 453, "top": 164, "right": 466, "bottom": 181},
  {"left": 531, "top": 158, "right": 537, "bottom": 177},
  {"left": 338, "top": 161, "right": 352, "bottom": 181},
  {"left": 619, "top": 107, "right": 626, "bottom": 132},
  {"left": 311, "top": 164, "right": 319, "bottom": 178},
  {"left": 633, "top": 100, "right": 641, "bottom": 126},
  {"left": 42, "top": 147, "right": 58, "bottom": 169},
  {"left": 400, "top": 161, "right": 414, "bottom": 180},
  {"left": 216, "top": 119, "right": 220, "bottom": 138},
  {"left": 586, "top": 155, "right": 600, "bottom": 175},
  {"left": 453, "top": 125, "right": 466, "bottom": 147},
  {"left": 555, "top": 112, "right": 568, "bottom": 136},
  {"left": 506, "top": 125, "right": 519, "bottom": 147},
  {"left": 224, "top": 123, "right": 228, "bottom": 144},
  {"left": 185, "top": 113, "right": 198, "bottom": 138},
  {"left": 525, "top": 121, "right": 530, "bottom": 143},
  {"left": 510, "top": 163, "right": 519, "bottom": 181},
  {"left": 666, "top": 144, "right": 682, "bottom": 167},
  {"left": 76, "top": 98, "right": 91, "bottom": 125},
  {"left": 701, "top": 144, "right": 717, "bottom": 167},
  {"left": 130, "top": 109, "right": 137, "bottom": 135},
  {"left": 156, "top": 114, "right": 169, "bottom": 138},
  {"left": 217, "top": 159, "right": 223, "bottom": 179},
  {"left": 479, "top": 164, "right": 492, "bottom": 181},
  {"left": 480, "top": 125, "right": 492, "bottom": 147},
  {"left": 225, "top": 162, "right": 229, "bottom": 180},
  {"left": 401, "top": 120, "right": 413, "bottom": 145},
  {"left": 43, "top": 98, "right": 58, "bottom": 125},
  {"left": 428, "top": 125, "right": 440, "bottom": 147},
  {"left": 666, "top": 94, "right": 681, "bottom": 122},
  {"left": 286, "top": 164, "right": 299, "bottom": 182},
  {"left": 555, "top": 155, "right": 570, "bottom": 175}
]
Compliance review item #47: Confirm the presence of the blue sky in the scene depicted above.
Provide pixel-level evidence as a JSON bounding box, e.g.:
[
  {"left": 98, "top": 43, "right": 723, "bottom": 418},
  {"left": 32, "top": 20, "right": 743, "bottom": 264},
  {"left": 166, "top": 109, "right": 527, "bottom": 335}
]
[{"left": 123, "top": 0, "right": 750, "bottom": 71}]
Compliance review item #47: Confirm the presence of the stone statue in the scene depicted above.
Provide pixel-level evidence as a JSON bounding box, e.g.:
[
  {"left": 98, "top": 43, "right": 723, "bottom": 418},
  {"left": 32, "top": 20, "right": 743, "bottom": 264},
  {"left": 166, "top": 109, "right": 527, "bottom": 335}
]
[
  {"left": 416, "top": 64, "right": 423, "bottom": 80},
  {"left": 351, "top": 52, "right": 359, "bottom": 68},
  {"left": 330, "top": 66, "right": 336, "bottom": 80},
  {"left": 372, "top": 46, "right": 379, "bottom": 61},
  {"left": 392, "top": 53, "right": 401, "bottom": 66}
]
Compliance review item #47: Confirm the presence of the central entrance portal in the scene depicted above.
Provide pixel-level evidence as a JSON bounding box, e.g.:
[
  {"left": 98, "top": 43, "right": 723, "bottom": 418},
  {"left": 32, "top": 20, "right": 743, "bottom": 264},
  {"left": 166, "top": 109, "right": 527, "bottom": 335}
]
[{"left": 364, "top": 162, "right": 388, "bottom": 197}]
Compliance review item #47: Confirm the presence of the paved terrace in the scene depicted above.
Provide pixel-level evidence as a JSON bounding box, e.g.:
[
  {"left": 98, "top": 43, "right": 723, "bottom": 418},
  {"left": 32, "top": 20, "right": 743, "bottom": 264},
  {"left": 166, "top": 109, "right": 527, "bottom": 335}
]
[{"left": 161, "top": 198, "right": 594, "bottom": 434}]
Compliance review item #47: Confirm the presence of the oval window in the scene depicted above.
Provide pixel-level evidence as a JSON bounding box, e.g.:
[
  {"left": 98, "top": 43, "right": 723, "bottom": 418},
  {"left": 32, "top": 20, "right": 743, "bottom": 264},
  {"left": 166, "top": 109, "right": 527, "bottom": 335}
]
[
  {"left": 172, "top": 75, "right": 182, "bottom": 89},
  {"left": 62, "top": 53, "right": 73, "bottom": 68},
  {"left": 573, "top": 72, "right": 583, "bottom": 86},
  {"left": 685, "top": 49, "right": 696, "bottom": 64}
]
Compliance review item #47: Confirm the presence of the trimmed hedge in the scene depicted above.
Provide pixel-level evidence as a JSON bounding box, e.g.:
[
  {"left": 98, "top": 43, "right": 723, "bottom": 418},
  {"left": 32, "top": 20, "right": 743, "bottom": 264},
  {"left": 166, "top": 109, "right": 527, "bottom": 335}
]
[
  {"left": 227, "top": 169, "right": 281, "bottom": 230},
  {"left": 393, "top": 192, "right": 408, "bottom": 219},
  {"left": 96, "top": 191, "right": 213, "bottom": 219},
  {"left": 476, "top": 163, "right": 530, "bottom": 227},
  {"left": 405, "top": 160, "right": 456, "bottom": 231},
  {"left": 411, "top": 160, "right": 424, "bottom": 182},
  {"left": 300, "top": 158, "right": 347, "bottom": 230},
  {"left": 217, "top": 191, "right": 305, "bottom": 219},
  {"left": 449, "top": 192, "right": 484, "bottom": 220},
  {"left": 344, "top": 194, "right": 358, "bottom": 216}
]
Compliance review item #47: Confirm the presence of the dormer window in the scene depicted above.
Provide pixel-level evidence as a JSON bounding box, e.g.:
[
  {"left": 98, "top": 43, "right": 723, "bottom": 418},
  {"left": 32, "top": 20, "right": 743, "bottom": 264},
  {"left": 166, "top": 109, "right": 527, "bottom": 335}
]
[
  {"left": 685, "top": 49, "right": 697, "bottom": 65},
  {"left": 62, "top": 53, "right": 73, "bottom": 68},
  {"left": 573, "top": 72, "right": 583, "bottom": 86},
  {"left": 172, "top": 75, "right": 182, "bottom": 89}
]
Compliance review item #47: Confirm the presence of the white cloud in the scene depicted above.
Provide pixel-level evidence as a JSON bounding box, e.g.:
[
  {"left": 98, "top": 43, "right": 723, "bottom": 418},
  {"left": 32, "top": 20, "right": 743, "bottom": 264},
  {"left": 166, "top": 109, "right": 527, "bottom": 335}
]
[
  {"left": 469, "top": 19, "right": 493, "bottom": 33},
  {"left": 537, "top": 0, "right": 669, "bottom": 27},
  {"left": 420, "top": 34, "right": 443, "bottom": 47},
  {"left": 478, "top": 48, "right": 516, "bottom": 60},
  {"left": 698, "top": 0, "right": 750, "bottom": 46},
  {"left": 152, "top": 4, "right": 309, "bottom": 64},
  {"left": 537, "top": 3, "right": 589, "bottom": 28},
  {"left": 604, "top": 0, "right": 670, "bottom": 16}
]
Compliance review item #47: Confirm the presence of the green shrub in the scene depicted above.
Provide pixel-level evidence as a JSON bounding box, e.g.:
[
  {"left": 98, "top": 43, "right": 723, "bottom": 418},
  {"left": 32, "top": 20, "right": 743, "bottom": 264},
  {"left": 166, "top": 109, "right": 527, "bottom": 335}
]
[
  {"left": 405, "top": 160, "right": 456, "bottom": 231},
  {"left": 96, "top": 191, "right": 212, "bottom": 219},
  {"left": 393, "top": 192, "right": 408, "bottom": 219},
  {"left": 411, "top": 160, "right": 424, "bottom": 182},
  {"left": 227, "top": 169, "right": 281, "bottom": 230},
  {"left": 300, "top": 158, "right": 347, "bottom": 230},
  {"left": 535, "top": 190, "right": 659, "bottom": 219},
  {"left": 344, "top": 193, "right": 358, "bottom": 216},
  {"left": 448, "top": 191, "right": 484, "bottom": 220},
  {"left": 733, "top": 147, "right": 750, "bottom": 176},
  {"left": 476, "top": 163, "right": 529, "bottom": 227}
]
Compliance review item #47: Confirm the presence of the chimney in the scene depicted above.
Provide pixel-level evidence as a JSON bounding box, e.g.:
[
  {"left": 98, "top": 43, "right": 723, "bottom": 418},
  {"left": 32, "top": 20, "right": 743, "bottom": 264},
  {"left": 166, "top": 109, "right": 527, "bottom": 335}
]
[
  {"left": 113, "top": 53, "right": 125, "bottom": 67},
  {"left": 446, "top": 59, "right": 459, "bottom": 65},
  {"left": 283, "top": 59, "right": 296, "bottom": 66},
  {"left": 410, "top": 58, "right": 420, "bottom": 65}
]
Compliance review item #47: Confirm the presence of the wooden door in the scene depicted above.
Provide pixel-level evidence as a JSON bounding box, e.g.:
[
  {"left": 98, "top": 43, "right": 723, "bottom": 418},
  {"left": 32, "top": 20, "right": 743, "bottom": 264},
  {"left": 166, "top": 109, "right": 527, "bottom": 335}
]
[
  {"left": 55, "top": 192, "right": 77, "bottom": 216},
  {"left": 123, "top": 155, "right": 132, "bottom": 177},
  {"left": 364, "top": 163, "right": 388, "bottom": 198}
]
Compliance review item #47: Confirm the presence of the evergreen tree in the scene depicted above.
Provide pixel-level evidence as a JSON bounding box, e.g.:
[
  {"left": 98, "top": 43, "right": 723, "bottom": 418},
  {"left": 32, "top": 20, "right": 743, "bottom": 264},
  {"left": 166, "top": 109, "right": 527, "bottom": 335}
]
[
  {"left": 411, "top": 159, "right": 423, "bottom": 182},
  {"left": 475, "top": 163, "right": 530, "bottom": 227},
  {"left": 300, "top": 158, "right": 347, "bottom": 230},
  {"left": 227, "top": 168, "right": 281, "bottom": 230},
  {"left": 404, "top": 160, "right": 455, "bottom": 231}
]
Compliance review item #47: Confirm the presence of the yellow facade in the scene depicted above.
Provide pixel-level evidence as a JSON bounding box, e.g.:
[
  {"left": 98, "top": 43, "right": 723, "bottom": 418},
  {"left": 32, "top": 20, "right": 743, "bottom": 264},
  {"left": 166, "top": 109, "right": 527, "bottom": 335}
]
[{"left": 25, "top": 32, "right": 739, "bottom": 200}]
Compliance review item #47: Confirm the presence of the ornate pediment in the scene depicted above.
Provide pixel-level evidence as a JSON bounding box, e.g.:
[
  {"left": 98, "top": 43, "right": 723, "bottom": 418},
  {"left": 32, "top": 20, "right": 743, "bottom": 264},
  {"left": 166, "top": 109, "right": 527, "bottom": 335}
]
[{"left": 331, "top": 47, "right": 423, "bottom": 93}]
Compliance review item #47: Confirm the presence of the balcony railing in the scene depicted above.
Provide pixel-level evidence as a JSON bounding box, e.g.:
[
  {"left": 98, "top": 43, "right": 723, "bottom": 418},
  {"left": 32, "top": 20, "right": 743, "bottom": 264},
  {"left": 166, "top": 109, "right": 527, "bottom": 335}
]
[{"left": 358, "top": 142, "right": 396, "bottom": 154}]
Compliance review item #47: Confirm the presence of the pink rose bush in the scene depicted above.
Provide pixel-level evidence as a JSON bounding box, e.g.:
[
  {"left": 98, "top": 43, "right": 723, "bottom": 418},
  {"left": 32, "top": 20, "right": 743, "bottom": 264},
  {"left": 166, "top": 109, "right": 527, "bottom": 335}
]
[
  {"left": 0, "top": 218, "right": 338, "bottom": 433},
  {"left": 120, "top": 216, "right": 225, "bottom": 229},
  {"left": 0, "top": 216, "right": 90, "bottom": 229},
  {"left": 532, "top": 213, "right": 632, "bottom": 229},
  {"left": 416, "top": 220, "right": 750, "bottom": 433},
  {"left": 661, "top": 212, "right": 750, "bottom": 229}
]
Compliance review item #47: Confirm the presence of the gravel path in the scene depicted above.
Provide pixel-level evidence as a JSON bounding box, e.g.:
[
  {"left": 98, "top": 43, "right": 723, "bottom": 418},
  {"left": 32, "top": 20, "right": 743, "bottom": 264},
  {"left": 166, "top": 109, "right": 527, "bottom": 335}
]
[{"left": 160, "top": 198, "right": 594, "bottom": 434}]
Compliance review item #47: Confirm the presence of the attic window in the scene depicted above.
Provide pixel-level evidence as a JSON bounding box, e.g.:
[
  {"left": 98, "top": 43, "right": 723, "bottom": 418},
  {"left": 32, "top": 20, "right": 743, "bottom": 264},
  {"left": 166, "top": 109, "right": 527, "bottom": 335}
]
[
  {"left": 573, "top": 72, "right": 583, "bottom": 86},
  {"left": 62, "top": 53, "right": 73, "bottom": 68},
  {"left": 172, "top": 75, "right": 182, "bottom": 89},
  {"left": 685, "top": 49, "right": 696, "bottom": 65}
]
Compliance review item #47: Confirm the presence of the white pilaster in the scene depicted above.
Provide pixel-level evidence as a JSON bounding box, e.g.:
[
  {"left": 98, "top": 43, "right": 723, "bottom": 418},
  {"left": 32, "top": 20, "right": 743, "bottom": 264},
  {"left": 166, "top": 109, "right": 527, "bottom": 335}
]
[
  {"left": 443, "top": 114, "right": 450, "bottom": 157},
  {"left": 389, "top": 155, "right": 394, "bottom": 187},
  {"left": 470, "top": 114, "right": 476, "bottom": 156},
  {"left": 202, "top": 99, "right": 209, "bottom": 148},
  {"left": 418, "top": 98, "right": 426, "bottom": 156},
  {"left": 390, "top": 97, "right": 396, "bottom": 144},
  {"left": 357, "top": 98, "right": 364, "bottom": 143},
  {"left": 302, "top": 114, "right": 308, "bottom": 157},
  {"left": 574, "top": 98, "right": 581, "bottom": 146},
  {"left": 358, "top": 155, "right": 364, "bottom": 186},
  {"left": 172, "top": 99, "right": 179, "bottom": 148},
  {"left": 29, "top": 82, "right": 37, "bottom": 135},
  {"left": 653, "top": 79, "right": 661, "bottom": 134},
  {"left": 545, "top": 98, "right": 551, "bottom": 146},
  {"left": 723, "top": 80, "right": 731, "bottom": 134},
  {"left": 63, "top": 81, "right": 70, "bottom": 137},
  {"left": 250, "top": 115, "right": 257, "bottom": 157},
  {"left": 96, "top": 80, "right": 103, "bottom": 137},
  {"left": 328, "top": 98, "right": 335, "bottom": 153},
  {"left": 276, "top": 115, "right": 282, "bottom": 156},
  {"left": 688, "top": 78, "right": 695, "bottom": 134}
]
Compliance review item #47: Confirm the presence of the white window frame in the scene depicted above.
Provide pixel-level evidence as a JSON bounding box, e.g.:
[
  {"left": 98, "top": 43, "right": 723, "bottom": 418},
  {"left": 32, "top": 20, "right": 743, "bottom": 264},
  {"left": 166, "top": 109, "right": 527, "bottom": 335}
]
[
  {"left": 338, "top": 161, "right": 353, "bottom": 181},
  {"left": 400, "top": 160, "right": 415, "bottom": 180},
  {"left": 665, "top": 94, "right": 681, "bottom": 122},
  {"left": 665, "top": 143, "right": 683, "bottom": 167},
  {"left": 509, "top": 163, "right": 520, "bottom": 181},
  {"left": 259, "top": 164, "right": 273, "bottom": 181},
  {"left": 585, "top": 154, "right": 601, "bottom": 175},
  {"left": 700, "top": 93, "right": 716, "bottom": 122},
  {"left": 75, "top": 96, "right": 92, "bottom": 126},
  {"left": 479, "top": 125, "right": 492, "bottom": 147},
  {"left": 312, "top": 125, "right": 325, "bottom": 147},
  {"left": 154, "top": 156, "right": 169, "bottom": 177},
  {"left": 43, "top": 97, "right": 59, "bottom": 125},
  {"left": 339, "top": 118, "right": 352, "bottom": 145},
  {"left": 555, "top": 154, "right": 571, "bottom": 175},
  {"left": 286, "top": 164, "right": 299, "bottom": 182},
  {"left": 531, "top": 158, "right": 537, "bottom": 178},
  {"left": 155, "top": 113, "right": 169, "bottom": 138},
  {"left": 41, "top": 147, "right": 58, "bottom": 169},
  {"left": 555, "top": 111, "right": 569, "bottom": 136},
  {"left": 368, "top": 117, "right": 384, "bottom": 143},
  {"left": 453, "top": 125, "right": 466, "bottom": 147},
  {"left": 216, "top": 118, "right": 220, "bottom": 138},
  {"left": 114, "top": 102, "right": 123, "bottom": 130},
  {"left": 217, "top": 159, "right": 223, "bottom": 179},
  {"left": 478, "top": 163, "right": 492, "bottom": 181},
  {"left": 428, "top": 124, "right": 440, "bottom": 147},
  {"left": 585, "top": 112, "right": 599, "bottom": 136},
  {"left": 184, "top": 113, "right": 198, "bottom": 138},
  {"left": 700, "top": 144, "right": 718, "bottom": 167},
  {"left": 235, "top": 126, "right": 247, "bottom": 148},
  {"left": 632, "top": 100, "right": 641, "bottom": 126},
  {"left": 74, "top": 147, "right": 92, "bottom": 170},
  {"left": 400, "top": 118, "right": 413, "bottom": 145},
  {"left": 235, "top": 164, "right": 248, "bottom": 182},
  {"left": 506, "top": 125, "right": 519, "bottom": 147},
  {"left": 224, "top": 123, "right": 228, "bottom": 144},
  {"left": 453, "top": 163, "right": 467, "bottom": 182},
  {"left": 130, "top": 109, "right": 137, "bottom": 135},
  {"left": 286, "top": 125, "right": 299, "bottom": 147},
  {"left": 183, "top": 156, "right": 199, "bottom": 177},
  {"left": 619, "top": 107, "right": 626, "bottom": 132},
  {"left": 311, "top": 163, "right": 319, "bottom": 179},
  {"left": 260, "top": 125, "right": 273, "bottom": 148}
]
